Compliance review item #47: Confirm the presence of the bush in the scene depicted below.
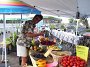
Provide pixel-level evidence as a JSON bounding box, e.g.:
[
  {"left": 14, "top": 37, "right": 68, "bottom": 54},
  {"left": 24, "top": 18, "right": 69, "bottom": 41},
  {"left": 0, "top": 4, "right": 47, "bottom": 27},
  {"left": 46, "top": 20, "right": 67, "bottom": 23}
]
[
  {"left": 10, "top": 32, "right": 18, "bottom": 46},
  {"left": 86, "top": 29, "right": 90, "bottom": 32},
  {"left": 6, "top": 38, "right": 12, "bottom": 45}
]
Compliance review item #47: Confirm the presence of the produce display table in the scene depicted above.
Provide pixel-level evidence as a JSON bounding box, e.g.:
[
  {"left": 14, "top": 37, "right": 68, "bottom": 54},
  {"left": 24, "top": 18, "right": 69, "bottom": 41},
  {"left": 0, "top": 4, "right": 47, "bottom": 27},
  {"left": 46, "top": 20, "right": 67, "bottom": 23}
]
[
  {"left": 29, "top": 51, "right": 57, "bottom": 67},
  {"left": 27, "top": 36, "right": 88, "bottom": 67},
  {"left": 51, "top": 29, "right": 82, "bottom": 44},
  {"left": 28, "top": 36, "right": 65, "bottom": 67}
]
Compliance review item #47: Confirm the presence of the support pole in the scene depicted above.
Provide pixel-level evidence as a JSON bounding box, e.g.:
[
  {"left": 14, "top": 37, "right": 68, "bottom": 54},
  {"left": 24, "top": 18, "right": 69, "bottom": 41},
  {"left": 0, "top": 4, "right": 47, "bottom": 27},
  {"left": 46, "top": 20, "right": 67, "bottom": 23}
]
[
  {"left": 76, "top": 19, "right": 79, "bottom": 36},
  {"left": 3, "top": 14, "right": 7, "bottom": 67},
  {"left": 20, "top": 14, "right": 22, "bottom": 32}
]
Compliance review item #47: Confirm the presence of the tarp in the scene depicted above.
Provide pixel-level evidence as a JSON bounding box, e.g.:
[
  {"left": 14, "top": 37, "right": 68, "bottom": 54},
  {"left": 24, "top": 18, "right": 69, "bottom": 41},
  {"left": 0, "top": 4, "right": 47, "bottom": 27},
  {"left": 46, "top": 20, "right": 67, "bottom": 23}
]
[
  {"left": 0, "top": 14, "right": 31, "bottom": 20},
  {"left": 0, "top": 0, "right": 41, "bottom": 14},
  {"left": 20, "top": 0, "right": 90, "bottom": 18}
]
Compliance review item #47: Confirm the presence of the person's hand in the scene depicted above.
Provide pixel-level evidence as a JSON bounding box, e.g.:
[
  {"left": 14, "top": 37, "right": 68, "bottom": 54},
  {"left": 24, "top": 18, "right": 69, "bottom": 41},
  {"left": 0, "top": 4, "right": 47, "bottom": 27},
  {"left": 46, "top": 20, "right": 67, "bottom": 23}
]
[
  {"left": 39, "top": 31, "right": 44, "bottom": 36},
  {"left": 41, "top": 30, "right": 46, "bottom": 33}
]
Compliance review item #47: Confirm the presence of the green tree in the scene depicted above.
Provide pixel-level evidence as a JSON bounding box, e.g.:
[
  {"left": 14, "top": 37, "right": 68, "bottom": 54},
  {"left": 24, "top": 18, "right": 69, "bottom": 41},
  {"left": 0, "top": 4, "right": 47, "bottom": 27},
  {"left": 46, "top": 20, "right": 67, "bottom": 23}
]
[
  {"left": 50, "top": 24, "right": 55, "bottom": 30},
  {"left": 79, "top": 17, "right": 89, "bottom": 29},
  {"left": 68, "top": 18, "right": 77, "bottom": 24},
  {"left": 60, "top": 24, "right": 66, "bottom": 30},
  {"left": 68, "top": 18, "right": 74, "bottom": 23},
  {"left": 48, "top": 16, "right": 62, "bottom": 23}
]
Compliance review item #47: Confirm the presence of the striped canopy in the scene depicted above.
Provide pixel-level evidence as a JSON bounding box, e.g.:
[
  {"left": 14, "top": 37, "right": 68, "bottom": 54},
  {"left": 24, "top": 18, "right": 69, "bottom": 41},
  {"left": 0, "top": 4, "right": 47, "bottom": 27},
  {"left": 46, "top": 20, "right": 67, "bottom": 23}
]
[{"left": 0, "top": 0, "right": 41, "bottom": 14}]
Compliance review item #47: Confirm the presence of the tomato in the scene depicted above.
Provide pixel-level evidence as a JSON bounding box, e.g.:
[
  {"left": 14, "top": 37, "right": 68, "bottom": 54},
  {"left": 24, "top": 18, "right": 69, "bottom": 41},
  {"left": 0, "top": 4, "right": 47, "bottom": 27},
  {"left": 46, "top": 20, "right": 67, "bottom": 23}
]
[
  {"left": 76, "top": 57, "right": 81, "bottom": 61},
  {"left": 80, "top": 64, "right": 84, "bottom": 67},
  {"left": 69, "top": 59, "right": 73, "bottom": 62},
  {"left": 63, "top": 57, "right": 67, "bottom": 60},
  {"left": 76, "top": 61, "right": 80, "bottom": 65},
  {"left": 70, "top": 62, "right": 73, "bottom": 66},
  {"left": 81, "top": 61, "right": 85, "bottom": 64},
  {"left": 80, "top": 61, "right": 85, "bottom": 66},
  {"left": 63, "top": 61, "right": 66, "bottom": 64},
  {"left": 83, "top": 63, "right": 86, "bottom": 67},
  {"left": 72, "top": 56, "right": 76, "bottom": 59},
  {"left": 60, "top": 56, "right": 86, "bottom": 67},
  {"left": 67, "top": 61, "right": 70, "bottom": 64},
  {"left": 65, "top": 62, "right": 68, "bottom": 66},
  {"left": 62, "top": 63, "right": 66, "bottom": 67},
  {"left": 67, "top": 65, "right": 71, "bottom": 67},
  {"left": 74, "top": 59, "right": 77, "bottom": 61},
  {"left": 65, "top": 56, "right": 69, "bottom": 58},
  {"left": 61, "top": 62, "right": 63, "bottom": 65},
  {"left": 76, "top": 65, "right": 80, "bottom": 67},
  {"left": 73, "top": 63, "right": 77, "bottom": 67}
]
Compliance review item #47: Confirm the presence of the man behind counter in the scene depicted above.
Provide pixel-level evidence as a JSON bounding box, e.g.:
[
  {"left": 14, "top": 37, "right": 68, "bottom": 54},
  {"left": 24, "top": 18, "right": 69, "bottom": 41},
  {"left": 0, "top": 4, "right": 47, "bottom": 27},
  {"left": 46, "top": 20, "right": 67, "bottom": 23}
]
[{"left": 17, "top": 14, "right": 44, "bottom": 67}]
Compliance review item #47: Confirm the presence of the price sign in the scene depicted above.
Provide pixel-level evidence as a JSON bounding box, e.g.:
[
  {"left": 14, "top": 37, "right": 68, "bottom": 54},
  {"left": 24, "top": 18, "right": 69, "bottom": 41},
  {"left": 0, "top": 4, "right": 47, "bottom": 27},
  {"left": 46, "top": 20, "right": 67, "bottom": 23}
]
[
  {"left": 76, "top": 45, "right": 89, "bottom": 61},
  {"left": 44, "top": 48, "right": 53, "bottom": 57}
]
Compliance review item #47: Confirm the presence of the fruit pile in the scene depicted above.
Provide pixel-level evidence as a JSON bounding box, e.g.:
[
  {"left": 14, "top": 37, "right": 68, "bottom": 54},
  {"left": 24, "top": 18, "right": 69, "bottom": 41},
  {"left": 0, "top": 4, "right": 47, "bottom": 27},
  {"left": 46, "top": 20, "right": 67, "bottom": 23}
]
[
  {"left": 39, "top": 36, "right": 45, "bottom": 42},
  {"left": 51, "top": 51, "right": 71, "bottom": 56},
  {"left": 60, "top": 56, "right": 87, "bottom": 67},
  {"left": 33, "top": 53, "right": 46, "bottom": 59},
  {"left": 39, "top": 36, "right": 56, "bottom": 45},
  {"left": 36, "top": 59, "right": 46, "bottom": 67},
  {"left": 41, "top": 41, "right": 56, "bottom": 45},
  {"left": 47, "top": 45, "right": 61, "bottom": 50}
]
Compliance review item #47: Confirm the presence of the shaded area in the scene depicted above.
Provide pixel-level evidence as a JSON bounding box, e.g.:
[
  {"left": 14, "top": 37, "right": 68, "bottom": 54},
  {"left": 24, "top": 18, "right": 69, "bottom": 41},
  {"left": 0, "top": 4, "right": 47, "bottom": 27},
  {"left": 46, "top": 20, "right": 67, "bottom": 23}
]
[
  {"left": 0, "top": 33, "right": 20, "bottom": 67},
  {"left": 0, "top": 52, "right": 20, "bottom": 67}
]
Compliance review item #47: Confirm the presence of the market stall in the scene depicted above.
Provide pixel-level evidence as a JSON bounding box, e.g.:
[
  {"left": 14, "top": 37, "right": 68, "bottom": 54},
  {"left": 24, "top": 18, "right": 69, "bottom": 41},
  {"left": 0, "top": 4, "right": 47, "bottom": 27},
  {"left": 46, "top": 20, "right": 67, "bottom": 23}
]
[
  {"left": 18, "top": 0, "right": 90, "bottom": 67},
  {"left": 27, "top": 31, "right": 89, "bottom": 67},
  {"left": 28, "top": 36, "right": 69, "bottom": 67}
]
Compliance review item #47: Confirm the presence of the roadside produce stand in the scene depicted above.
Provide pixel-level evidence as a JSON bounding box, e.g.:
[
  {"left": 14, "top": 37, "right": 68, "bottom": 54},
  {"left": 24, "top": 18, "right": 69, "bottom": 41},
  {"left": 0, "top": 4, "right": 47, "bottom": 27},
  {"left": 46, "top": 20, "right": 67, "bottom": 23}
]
[{"left": 27, "top": 31, "right": 89, "bottom": 67}]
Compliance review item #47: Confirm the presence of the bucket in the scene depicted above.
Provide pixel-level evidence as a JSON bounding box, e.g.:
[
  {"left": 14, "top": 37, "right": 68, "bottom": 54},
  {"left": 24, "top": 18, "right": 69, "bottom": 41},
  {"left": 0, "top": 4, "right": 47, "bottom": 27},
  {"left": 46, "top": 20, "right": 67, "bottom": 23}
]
[
  {"left": 50, "top": 51, "right": 72, "bottom": 62},
  {"left": 46, "top": 61, "right": 58, "bottom": 67},
  {"left": 31, "top": 52, "right": 46, "bottom": 61},
  {"left": 30, "top": 51, "right": 46, "bottom": 67}
]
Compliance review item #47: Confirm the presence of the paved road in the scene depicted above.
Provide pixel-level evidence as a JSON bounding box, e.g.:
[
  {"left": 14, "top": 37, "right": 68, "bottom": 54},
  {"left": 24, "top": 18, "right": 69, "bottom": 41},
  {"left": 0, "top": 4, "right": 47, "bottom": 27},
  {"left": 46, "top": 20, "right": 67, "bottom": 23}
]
[
  {"left": 0, "top": 52, "right": 20, "bottom": 67},
  {"left": 0, "top": 33, "right": 20, "bottom": 67}
]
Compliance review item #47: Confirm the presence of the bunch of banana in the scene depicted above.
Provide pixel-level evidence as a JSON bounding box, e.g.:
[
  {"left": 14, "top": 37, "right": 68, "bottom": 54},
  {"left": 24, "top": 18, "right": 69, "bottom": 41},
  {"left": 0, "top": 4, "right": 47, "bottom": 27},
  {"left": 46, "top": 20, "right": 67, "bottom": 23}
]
[
  {"left": 36, "top": 59, "right": 46, "bottom": 67},
  {"left": 47, "top": 45, "right": 61, "bottom": 50}
]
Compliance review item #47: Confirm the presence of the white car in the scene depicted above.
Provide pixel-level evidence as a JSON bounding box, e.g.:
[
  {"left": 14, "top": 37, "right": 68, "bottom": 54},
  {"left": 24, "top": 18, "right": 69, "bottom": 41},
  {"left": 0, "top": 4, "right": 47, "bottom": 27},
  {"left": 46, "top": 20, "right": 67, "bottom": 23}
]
[{"left": 40, "top": 25, "right": 50, "bottom": 31}]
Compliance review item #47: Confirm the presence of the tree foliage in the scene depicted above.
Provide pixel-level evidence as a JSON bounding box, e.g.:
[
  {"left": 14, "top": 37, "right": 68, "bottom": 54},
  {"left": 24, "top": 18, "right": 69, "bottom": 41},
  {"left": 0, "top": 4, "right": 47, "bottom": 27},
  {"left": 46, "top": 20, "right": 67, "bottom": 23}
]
[
  {"left": 68, "top": 18, "right": 74, "bottom": 23},
  {"left": 48, "top": 16, "right": 62, "bottom": 23},
  {"left": 79, "top": 17, "right": 89, "bottom": 29}
]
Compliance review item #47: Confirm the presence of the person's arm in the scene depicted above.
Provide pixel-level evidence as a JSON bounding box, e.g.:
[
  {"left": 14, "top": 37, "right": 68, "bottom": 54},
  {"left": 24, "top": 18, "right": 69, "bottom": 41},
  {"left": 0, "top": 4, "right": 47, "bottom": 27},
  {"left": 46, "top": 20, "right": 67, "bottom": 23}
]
[{"left": 26, "top": 31, "right": 44, "bottom": 37}]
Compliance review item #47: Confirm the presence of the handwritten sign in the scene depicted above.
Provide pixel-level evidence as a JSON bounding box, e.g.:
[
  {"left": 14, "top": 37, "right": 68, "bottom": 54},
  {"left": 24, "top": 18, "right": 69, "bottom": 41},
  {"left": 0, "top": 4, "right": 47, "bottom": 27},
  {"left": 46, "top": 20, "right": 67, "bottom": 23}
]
[
  {"left": 44, "top": 48, "right": 53, "bottom": 57},
  {"left": 76, "top": 45, "right": 89, "bottom": 61}
]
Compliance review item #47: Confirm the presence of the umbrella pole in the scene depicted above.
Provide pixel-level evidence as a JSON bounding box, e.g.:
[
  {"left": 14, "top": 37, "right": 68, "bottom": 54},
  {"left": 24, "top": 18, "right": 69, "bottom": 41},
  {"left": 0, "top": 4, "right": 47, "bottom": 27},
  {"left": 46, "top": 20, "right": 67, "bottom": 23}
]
[
  {"left": 1, "top": 46, "right": 4, "bottom": 61},
  {"left": 11, "top": 19, "right": 14, "bottom": 46},
  {"left": 1, "top": 15, "right": 5, "bottom": 62},
  {"left": 17, "top": 14, "right": 22, "bottom": 34},
  {"left": 3, "top": 14, "right": 7, "bottom": 67},
  {"left": 19, "top": 14, "right": 22, "bottom": 32}
]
